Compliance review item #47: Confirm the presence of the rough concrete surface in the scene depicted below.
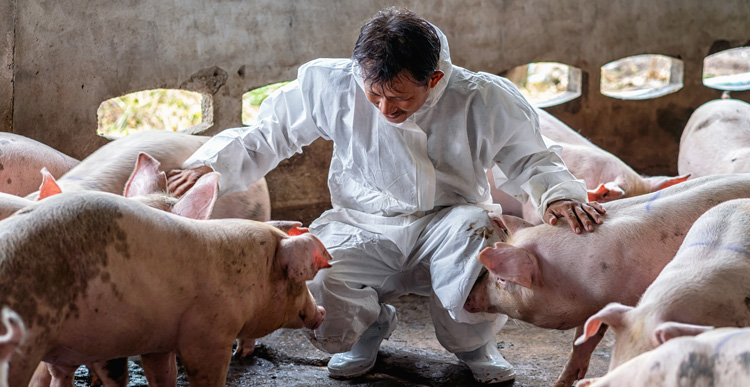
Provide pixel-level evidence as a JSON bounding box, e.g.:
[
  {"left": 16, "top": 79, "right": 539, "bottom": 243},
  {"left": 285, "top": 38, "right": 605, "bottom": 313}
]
[{"left": 72, "top": 294, "right": 611, "bottom": 387}]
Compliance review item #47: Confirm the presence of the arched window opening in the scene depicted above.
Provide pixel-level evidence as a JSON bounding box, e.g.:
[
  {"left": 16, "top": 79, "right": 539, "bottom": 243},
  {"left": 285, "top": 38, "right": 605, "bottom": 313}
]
[
  {"left": 703, "top": 47, "right": 750, "bottom": 91},
  {"left": 97, "top": 89, "right": 205, "bottom": 138},
  {"left": 242, "top": 81, "right": 291, "bottom": 125},
  {"left": 506, "top": 62, "right": 582, "bottom": 108},
  {"left": 600, "top": 54, "right": 683, "bottom": 100}
]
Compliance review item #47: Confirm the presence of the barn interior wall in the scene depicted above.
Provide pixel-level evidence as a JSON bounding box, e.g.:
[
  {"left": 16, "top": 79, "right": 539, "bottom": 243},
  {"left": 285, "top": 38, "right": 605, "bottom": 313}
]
[{"left": 3, "top": 0, "right": 749, "bottom": 223}]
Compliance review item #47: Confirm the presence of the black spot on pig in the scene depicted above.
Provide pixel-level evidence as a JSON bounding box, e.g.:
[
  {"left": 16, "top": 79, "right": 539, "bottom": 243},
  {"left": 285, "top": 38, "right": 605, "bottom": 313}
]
[
  {"left": 0, "top": 163, "right": 3, "bottom": 171},
  {"left": 677, "top": 352, "right": 714, "bottom": 385},
  {"left": 600, "top": 262, "right": 609, "bottom": 272},
  {"left": 744, "top": 297, "right": 750, "bottom": 309},
  {"left": 6, "top": 178, "right": 10, "bottom": 185},
  {"left": 0, "top": 194, "right": 126, "bottom": 328}
]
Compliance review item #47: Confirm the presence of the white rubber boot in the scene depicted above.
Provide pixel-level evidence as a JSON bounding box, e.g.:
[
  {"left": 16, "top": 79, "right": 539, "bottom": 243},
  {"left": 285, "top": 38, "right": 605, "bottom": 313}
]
[
  {"left": 327, "top": 304, "right": 397, "bottom": 378},
  {"left": 455, "top": 341, "right": 516, "bottom": 383}
]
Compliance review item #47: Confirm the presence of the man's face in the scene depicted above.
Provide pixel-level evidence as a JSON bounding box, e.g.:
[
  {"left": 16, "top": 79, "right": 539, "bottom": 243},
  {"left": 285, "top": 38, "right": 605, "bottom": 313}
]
[{"left": 364, "top": 71, "right": 444, "bottom": 124}]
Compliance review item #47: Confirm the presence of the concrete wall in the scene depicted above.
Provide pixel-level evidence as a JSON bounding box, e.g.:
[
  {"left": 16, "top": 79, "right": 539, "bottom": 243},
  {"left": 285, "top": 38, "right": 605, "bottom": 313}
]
[{"left": 3, "top": 0, "right": 750, "bottom": 224}]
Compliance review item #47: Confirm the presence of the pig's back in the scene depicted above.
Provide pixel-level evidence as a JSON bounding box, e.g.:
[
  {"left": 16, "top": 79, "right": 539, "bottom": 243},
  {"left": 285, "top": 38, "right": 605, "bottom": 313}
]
[
  {"left": 0, "top": 133, "right": 80, "bottom": 196},
  {"left": 59, "top": 131, "right": 208, "bottom": 193},
  {"left": 0, "top": 192, "right": 193, "bottom": 310},
  {"left": 605, "top": 173, "right": 750, "bottom": 216},
  {"left": 678, "top": 99, "right": 750, "bottom": 177}
]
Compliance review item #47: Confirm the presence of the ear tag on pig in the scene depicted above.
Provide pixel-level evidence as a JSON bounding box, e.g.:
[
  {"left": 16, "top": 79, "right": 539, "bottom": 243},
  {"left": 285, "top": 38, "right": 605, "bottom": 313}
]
[
  {"left": 124, "top": 153, "right": 166, "bottom": 197},
  {"left": 171, "top": 172, "right": 219, "bottom": 220},
  {"left": 646, "top": 174, "right": 691, "bottom": 191},
  {"left": 478, "top": 242, "right": 536, "bottom": 288},
  {"left": 587, "top": 184, "right": 611, "bottom": 202},
  {"left": 265, "top": 221, "right": 309, "bottom": 235},
  {"left": 38, "top": 167, "right": 62, "bottom": 199}
]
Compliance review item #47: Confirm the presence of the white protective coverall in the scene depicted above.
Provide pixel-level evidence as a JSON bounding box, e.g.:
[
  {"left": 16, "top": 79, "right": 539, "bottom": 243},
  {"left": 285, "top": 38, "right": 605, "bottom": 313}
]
[{"left": 183, "top": 28, "right": 586, "bottom": 354}]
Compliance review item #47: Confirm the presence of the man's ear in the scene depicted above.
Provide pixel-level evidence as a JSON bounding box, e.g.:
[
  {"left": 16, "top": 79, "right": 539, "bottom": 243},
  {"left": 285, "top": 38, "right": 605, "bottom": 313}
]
[{"left": 429, "top": 71, "right": 444, "bottom": 88}]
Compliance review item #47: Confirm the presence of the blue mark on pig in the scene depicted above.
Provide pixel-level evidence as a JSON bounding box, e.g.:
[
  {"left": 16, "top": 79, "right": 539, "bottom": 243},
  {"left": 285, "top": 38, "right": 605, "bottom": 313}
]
[
  {"left": 645, "top": 191, "right": 662, "bottom": 212},
  {"left": 685, "top": 242, "right": 750, "bottom": 259}
]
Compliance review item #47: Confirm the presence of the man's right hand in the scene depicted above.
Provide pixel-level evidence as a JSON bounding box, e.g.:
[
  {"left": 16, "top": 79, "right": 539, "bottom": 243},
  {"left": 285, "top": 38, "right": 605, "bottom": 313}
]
[{"left": 167, "top": 165, "right": 214, "bottom": 197}]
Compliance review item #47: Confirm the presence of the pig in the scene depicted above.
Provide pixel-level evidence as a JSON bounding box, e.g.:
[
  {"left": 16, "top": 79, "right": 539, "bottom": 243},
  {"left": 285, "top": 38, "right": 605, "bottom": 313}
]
[
  {"left": 28, "top": 153, "right": 224, "bottom": 387},
  {"left": 0, "top": 193, "right": 33, "bottom": 220},
  {"left": 25, "top": 130, "right": 271, "bottom": 221},
  {"left": 490, "top": 109, "right": 687, "bottom": 224},
  {"left": 576, "top": 198, "right": 750, "bottom": 372},
  {"left": 1, "top": 190, "right": 330, "bottom": 387},
  {"left": 677, "top": 97, "right": 750, "bottom": 178},
  {"left": 0, "top": 133, "right": 79, "bottom": 197},
  {"left": 464, "top": 173, "right": 750, "bottom": 387},
  {"left": 578, "top": 327, "right": 750, "bottom": 387},
  {"left": 0, "top": 307, "right": 25, "bottom": 387}
]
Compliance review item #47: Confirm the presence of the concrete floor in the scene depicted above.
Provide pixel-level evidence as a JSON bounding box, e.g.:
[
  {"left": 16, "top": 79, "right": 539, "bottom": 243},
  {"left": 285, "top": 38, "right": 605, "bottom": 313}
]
[{"left": 74, "top": 294, "right": 612, "bottom": 387}]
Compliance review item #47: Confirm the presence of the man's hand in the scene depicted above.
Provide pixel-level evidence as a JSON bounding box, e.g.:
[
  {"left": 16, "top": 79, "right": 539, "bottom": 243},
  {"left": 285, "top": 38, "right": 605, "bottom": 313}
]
[
  {"left": 167, "top": 165, "right": 214, "bottom": 197},
  {"left": 544, "top": 199, "right": 605, "bottom": 234}
]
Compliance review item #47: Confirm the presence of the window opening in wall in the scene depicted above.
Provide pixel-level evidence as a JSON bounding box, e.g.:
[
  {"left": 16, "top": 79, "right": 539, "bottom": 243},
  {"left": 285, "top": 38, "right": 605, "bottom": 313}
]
[
  {"left": 600, "top": 54, "right": 683, "bottom": 100},
  {"left": 505, "top": 62, "right": 582, "bottom": 108},
  {"left": 97, "top": 89, "right": 204, "bottom": 138},
  {"left": 703, "top": 47, "right": 750, "bottom": 91},
  {"left": 242, "top": 81, "right": 291, "bottom": 125}
]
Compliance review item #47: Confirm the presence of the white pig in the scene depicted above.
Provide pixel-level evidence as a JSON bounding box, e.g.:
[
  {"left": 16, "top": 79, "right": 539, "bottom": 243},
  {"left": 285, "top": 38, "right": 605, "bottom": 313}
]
[
  {"left": 492, "top": 109, "right": 687, "bottom": 224},
  {"left": 0, "top": 133, "right": 79, "bottom": 197},
  {"left": 0, "top": 190, "right": 329, "bottom": 386},
  {"left": 25, "top": 130, "right": 271, "bottom": 221},
  {"left": 464, "top": 173, "right": 750, "bottom": 387},
  {"left": 0, "top": 307, "right": 25, "bottom": 387},
  {"left": 578, "top": 327, "right": 750, "bottom": 387},
  {"left": 0, "top": 193, "right": 32, "bottom": 220},
  {"left": 576, "top": 198, "right": 750, "bottom": 372},
  {"left": 678, "top": 98, "right": 750, "bottom": 178}
]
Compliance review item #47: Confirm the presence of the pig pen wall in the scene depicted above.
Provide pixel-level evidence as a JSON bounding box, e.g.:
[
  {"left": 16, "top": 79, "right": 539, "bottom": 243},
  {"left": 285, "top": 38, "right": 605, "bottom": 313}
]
[{"left": 3, "top": 0, "right": 750, "bottom": 224}]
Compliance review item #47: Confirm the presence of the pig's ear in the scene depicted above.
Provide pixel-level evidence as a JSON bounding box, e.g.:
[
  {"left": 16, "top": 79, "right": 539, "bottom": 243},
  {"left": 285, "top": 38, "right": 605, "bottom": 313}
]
[
  {"left": 171, "top": 172, "right": 220, "bottom": 220},
  {"left": 124, "top": 153, "right": 166, "bottom": 198},
  {"left": 38, "top": 167, "right": 62, "bottom": 200},
  {"left": 278, "top": 233, "right": 332, "bottom": 282},
  {"left": 644, "top": 174, "right": 691, "bottom": 192},
  {"left": 478, "top": 242, "right": 537, "bottom": 289},
  {"left": 265, "top": 221, "right": 309, "bottom": 235},
  {"left": 587, "top": 183, "right": 625, "bottom": 202},
  {"left": 653, "top": 321, "right": 713, "bottom": 345},
  {"left": 575, "top": 303, "right": 632, "bottom": 346},
  {"left": 488, "top": 213, "right": 532, "bottom": 236}
]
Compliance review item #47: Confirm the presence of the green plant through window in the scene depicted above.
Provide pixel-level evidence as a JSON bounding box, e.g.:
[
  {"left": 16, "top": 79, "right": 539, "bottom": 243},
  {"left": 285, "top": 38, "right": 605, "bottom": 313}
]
[
  {"left": 242, "top": 81, "right": 291, "bottom": 125},
  {"left": 97, "top": 89, "right": 203, "bottom": 137}
]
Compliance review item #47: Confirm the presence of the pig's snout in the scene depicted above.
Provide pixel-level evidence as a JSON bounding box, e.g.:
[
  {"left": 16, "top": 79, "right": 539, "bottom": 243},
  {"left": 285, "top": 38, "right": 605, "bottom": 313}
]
[{"left": 309, "top": 306, "right": 326, "bottom": 330}]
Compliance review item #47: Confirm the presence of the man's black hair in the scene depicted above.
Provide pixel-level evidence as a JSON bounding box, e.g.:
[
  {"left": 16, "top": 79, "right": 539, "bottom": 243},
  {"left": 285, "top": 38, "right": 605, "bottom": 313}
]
[{"left": 353, "top": 7, "right": 441, "bottom": 90}]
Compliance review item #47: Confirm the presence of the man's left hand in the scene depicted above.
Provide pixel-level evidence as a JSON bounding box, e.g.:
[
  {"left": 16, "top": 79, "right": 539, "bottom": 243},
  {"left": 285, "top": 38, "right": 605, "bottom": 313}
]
[{"left": 545, "top": 199, "right": 605, "bottom": 234}]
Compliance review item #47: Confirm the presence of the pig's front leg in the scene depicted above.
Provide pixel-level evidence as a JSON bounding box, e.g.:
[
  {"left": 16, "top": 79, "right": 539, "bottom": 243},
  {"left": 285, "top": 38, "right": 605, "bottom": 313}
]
[
  {"left": 140, "top": 352, "right": 177, "bottom": 387},
  {"left": 553, "top": 324, "right": 607, "bottom": 387}
]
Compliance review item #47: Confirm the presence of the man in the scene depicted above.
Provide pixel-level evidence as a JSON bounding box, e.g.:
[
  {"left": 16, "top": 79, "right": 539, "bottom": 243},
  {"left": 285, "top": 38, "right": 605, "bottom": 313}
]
[{"left": 169, "top": 7, "right": 604, "bottom": 383}]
